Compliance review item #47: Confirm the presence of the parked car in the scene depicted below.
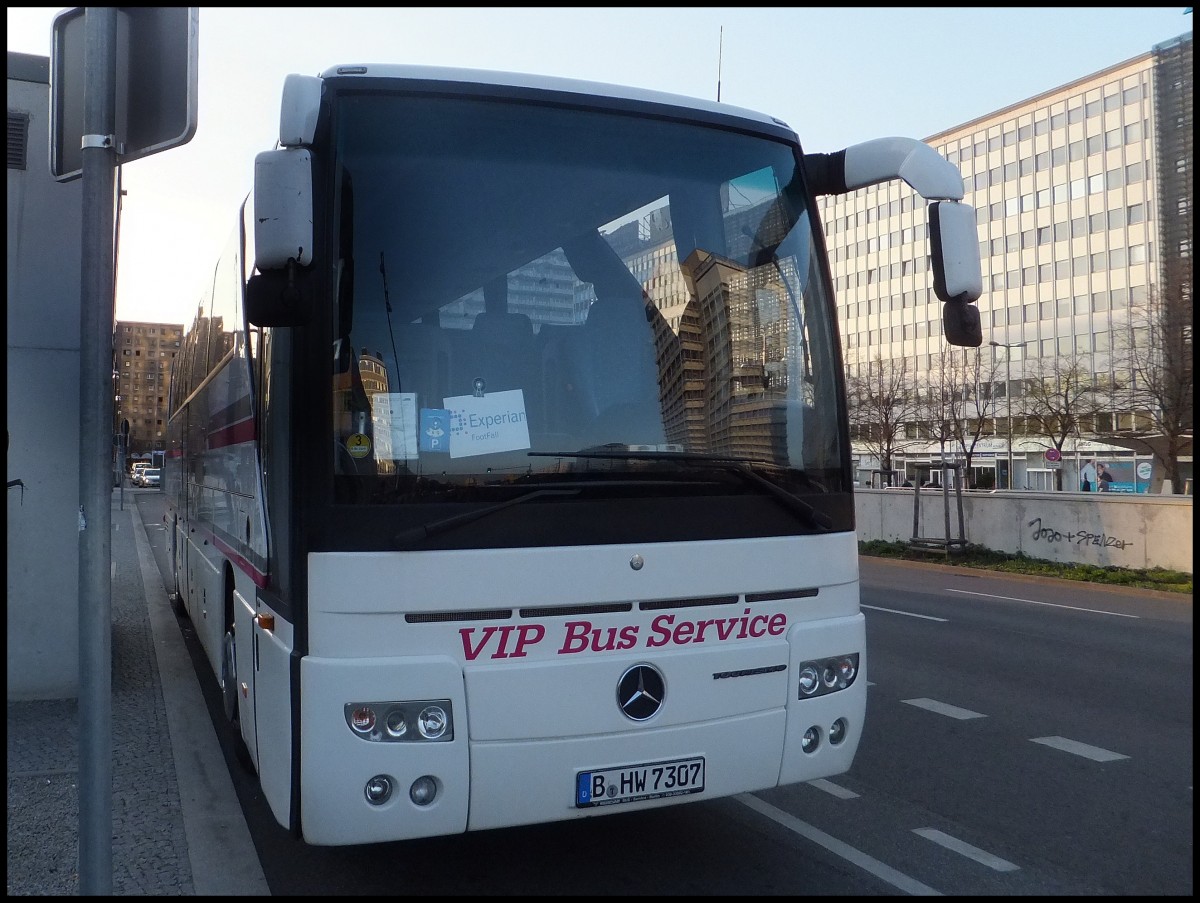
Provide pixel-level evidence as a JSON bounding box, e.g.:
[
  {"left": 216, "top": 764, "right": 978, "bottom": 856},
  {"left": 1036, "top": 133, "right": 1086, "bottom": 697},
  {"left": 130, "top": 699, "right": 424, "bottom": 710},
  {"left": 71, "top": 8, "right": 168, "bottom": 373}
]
[
  {"left": 130, "top": 462, "right": 152, "bottom": 485},
  {"left": 140, "top": 467, "right": 161, "bottom": 488}
]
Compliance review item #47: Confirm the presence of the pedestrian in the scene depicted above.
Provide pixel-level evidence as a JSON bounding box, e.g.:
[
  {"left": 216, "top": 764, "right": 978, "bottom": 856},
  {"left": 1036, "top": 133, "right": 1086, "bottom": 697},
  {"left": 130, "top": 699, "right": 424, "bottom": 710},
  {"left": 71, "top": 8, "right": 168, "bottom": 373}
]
[
  {"left": 1080, "top": 458, "right": 1096, "bottom": 492},
  {"left": 1096, "top": 462, "right": 1114, "bottom": 491}
]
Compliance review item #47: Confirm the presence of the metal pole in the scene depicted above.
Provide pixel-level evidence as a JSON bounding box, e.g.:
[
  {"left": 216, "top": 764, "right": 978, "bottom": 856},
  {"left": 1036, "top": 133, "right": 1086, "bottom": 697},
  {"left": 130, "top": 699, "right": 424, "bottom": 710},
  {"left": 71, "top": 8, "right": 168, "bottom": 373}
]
[
  {"left": 1006, "top": 353, "right": 1013, "bottom": 490},
  {"left": 78, "top": 7, "right": 117, "bottom": 894},
  {"left": 991, "top": 340, "right": 1025, "bottom": 490}
]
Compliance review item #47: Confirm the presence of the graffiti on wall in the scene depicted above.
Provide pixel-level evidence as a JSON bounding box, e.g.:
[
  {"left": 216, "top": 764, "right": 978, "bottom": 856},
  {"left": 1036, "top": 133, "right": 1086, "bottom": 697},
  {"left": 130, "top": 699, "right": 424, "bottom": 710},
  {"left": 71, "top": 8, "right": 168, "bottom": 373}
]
[{"left": 1027, "top": 517, "right": 1132, "bottom": 551}]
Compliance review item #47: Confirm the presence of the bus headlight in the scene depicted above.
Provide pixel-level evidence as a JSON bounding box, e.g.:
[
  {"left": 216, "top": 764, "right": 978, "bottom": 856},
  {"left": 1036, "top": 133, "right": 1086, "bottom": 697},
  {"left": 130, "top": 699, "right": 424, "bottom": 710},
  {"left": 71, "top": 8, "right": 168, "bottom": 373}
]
[
  {"left": 345, "top": 700, "right": 454, "bottom": 742},
  {"left": 417, "top": 705, "right": 448, "bottom": 740},
  {"left": 797, "top": 653, "right": 859, "bottom": 699},
  {"left": 798, "top": 665, "right": 821, "bottom": 697}
]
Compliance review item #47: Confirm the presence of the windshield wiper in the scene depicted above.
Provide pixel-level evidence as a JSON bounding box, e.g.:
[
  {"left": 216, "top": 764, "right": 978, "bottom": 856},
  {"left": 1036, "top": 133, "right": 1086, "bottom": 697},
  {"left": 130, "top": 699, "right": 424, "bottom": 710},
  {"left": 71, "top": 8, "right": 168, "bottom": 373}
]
[
  {"left": 527, "top": 450, "right": 833, "bottom": 530},
  {"left": 395, "top": 488, "right": 579, "bottom": 545}
]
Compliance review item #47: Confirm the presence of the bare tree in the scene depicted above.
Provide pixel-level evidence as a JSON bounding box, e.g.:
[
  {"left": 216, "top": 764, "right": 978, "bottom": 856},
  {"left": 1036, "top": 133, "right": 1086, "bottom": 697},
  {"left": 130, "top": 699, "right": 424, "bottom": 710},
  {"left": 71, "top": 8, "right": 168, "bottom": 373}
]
[
  {"left": 916, "top": 350, "right": 960, "bottom": 485},
  {"left": 945, "top": 346, "right": 1006, "bottom": 488},
  {"left": 845, "top": 353, "right": 919, "bottom": 485},
  {"left": 1017, "top": 352, "right": 1109, "bottom": 490},
  {"left": 1112, "top": 286, "right": 1193, "bottom": 493}
]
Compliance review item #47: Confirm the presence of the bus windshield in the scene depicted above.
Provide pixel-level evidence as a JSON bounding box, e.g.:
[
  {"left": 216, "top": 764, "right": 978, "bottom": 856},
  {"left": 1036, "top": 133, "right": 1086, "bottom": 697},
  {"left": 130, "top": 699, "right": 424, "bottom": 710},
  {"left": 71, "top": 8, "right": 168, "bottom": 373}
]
[{"left": 329, "top": 90, "right": 847, "bottom": 517}]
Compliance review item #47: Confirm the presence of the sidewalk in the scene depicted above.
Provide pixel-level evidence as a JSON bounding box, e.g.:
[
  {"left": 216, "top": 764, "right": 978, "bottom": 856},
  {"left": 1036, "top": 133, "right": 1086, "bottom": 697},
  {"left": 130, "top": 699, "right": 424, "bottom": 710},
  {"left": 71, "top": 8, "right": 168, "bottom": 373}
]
[{"left": 6, "top": 489, "right": 268, "bottom": 895}]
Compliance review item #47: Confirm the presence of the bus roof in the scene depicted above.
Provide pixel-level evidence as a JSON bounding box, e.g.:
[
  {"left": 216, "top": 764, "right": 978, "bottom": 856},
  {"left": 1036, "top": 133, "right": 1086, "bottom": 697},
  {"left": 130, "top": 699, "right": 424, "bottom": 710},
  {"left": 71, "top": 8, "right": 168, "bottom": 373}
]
[{"left": 317, "top": 63, "right": 793, "bottom": 136}]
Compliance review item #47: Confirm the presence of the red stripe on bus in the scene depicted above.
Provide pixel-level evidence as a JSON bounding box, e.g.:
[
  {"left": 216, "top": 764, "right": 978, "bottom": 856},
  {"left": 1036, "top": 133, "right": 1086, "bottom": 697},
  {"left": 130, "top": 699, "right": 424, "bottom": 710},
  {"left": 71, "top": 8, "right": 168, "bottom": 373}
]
[
  {"left": 207, "top": 417, "right": 256, "bottom": 450},
  {"left": 198, "top": 524, "right": 270, "bottom": 589}
]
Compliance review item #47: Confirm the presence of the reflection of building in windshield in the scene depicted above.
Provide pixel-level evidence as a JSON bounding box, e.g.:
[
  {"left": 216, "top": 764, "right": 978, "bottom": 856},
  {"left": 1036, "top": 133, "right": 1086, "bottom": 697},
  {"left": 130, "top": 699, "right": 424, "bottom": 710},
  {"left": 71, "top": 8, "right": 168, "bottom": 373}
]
[
  {"left": 668, "top": 251, "right": 798, "bottom": 465},
  {"left": 439, "top": 250, "right": 585, "bottom": 332},
  {"left": 359, "top": 350, "right": 389, "bottom": 395},
  {"left": 608, "top": 197, "right": 804, "bottom": 465}
]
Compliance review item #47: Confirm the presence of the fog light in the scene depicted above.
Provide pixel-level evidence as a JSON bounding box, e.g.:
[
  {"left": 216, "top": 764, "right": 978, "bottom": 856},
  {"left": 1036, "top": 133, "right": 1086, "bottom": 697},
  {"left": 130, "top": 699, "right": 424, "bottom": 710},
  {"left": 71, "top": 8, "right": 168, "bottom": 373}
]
[
  {"left": 418, "top": 705, "right": 448, "bottom": 739},
  {"left": 835, "top": 656, "right": 857, "bottom": 686},
  {"left": 365, "top": 774, "right": 393, "bottom": 805},
  {"left": 798, "top": 665, "right": 820, "bottom": 696},
  {"left": 829, "top": 718, "right": 848, "bottom": 745},
  {"left": 801, "top": 726, "right": 820, "bottom": 753},
  {"left": 410, "top": 775, "right": 438, "bottom": 806}
]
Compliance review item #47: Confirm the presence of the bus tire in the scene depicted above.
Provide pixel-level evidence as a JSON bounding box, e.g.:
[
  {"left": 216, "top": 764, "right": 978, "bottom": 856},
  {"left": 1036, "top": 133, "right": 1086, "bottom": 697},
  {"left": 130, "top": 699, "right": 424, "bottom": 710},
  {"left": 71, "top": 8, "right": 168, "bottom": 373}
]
[
  {"left": 220, "top": 626, "right": 254, "bottom": 771},
  {"left": 220, "top": 628, "right": 239, "bottom": 724}
]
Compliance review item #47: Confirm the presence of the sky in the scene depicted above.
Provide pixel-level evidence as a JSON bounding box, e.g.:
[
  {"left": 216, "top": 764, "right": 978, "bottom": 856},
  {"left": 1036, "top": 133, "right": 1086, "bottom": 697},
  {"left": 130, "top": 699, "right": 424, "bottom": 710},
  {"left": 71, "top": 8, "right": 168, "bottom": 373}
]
[{"left": 7, "top": 7, "right": 1193, "bottom": 326}]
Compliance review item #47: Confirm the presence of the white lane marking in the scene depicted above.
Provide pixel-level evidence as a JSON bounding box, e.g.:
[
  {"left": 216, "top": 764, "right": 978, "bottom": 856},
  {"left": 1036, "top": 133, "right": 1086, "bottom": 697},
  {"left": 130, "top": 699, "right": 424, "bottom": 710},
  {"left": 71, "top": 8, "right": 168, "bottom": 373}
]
[
  {"left": 902, "top": 698, "right": 986, "bottom": 720},
  {"left": 1030, "top": 736, "right": 1129, "bottom": 762},
  {"left": 808, "top": 778, "right": 860, "bottom": 800},
  {"left": 862, "top": 604, "right": 948, "bottom": 622},
  {"left": 913, "top": 828, "right": 1020, "bottom": 872},
  {"left": 945, "top": 588, "right": 1139, "bottom": 618},
  {"left": 738, "top": 794, "right": 942, "bottom": 896},
  {"left": 111, "top": 562, "right": 116, "bottom": 580}
]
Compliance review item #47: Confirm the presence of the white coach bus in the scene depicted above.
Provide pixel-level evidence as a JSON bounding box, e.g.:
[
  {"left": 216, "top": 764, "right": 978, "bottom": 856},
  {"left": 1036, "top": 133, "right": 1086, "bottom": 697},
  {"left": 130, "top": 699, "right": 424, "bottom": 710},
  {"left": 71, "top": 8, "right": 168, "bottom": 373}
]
[{"left": 164, "top": 63, "right": 982, "bottom": 845}]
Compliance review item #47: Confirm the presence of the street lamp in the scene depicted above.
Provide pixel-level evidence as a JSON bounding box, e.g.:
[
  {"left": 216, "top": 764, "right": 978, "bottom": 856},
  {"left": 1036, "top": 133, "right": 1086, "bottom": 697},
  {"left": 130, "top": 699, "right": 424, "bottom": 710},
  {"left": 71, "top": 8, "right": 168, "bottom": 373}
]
[{"left": 989, "top": 340, "right": 1026, "bottom": 489}]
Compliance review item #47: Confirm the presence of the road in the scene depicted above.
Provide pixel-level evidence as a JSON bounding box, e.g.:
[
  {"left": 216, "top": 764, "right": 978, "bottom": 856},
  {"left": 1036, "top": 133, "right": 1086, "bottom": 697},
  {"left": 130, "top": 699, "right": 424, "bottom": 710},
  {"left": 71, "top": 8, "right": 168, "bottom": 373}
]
[{"left": 136, "top": 491, "right": 1193, "bottom": 895}]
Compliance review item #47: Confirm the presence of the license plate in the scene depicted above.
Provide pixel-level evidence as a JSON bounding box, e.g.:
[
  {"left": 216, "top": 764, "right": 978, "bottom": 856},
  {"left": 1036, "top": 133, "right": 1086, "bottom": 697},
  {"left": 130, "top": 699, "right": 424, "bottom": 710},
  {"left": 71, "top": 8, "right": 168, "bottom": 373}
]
[{"left": 576, "top": 756, "right": 705, "bottom": 808}]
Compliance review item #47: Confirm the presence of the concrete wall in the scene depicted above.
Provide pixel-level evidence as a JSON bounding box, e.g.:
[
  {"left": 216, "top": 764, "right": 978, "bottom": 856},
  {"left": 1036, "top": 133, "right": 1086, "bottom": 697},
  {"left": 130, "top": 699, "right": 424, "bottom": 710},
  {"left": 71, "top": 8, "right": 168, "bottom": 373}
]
[
  {"left": 7, "top": 53, "right": 84, "bottom": 700},
  {"left": 855, "top": 488, "right": 1193, "bottom": 574}
]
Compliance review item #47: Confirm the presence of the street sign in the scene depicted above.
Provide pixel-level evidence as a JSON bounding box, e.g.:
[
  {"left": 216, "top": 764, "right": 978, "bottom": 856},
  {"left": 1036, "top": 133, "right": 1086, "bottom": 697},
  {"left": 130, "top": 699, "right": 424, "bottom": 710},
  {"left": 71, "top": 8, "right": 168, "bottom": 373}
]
[
  {"left": 1044, "top": 448, "right": 1062, "bottom": 462},
  {"left": 50, "top": 7, "right": 198, "bottom": 181}
]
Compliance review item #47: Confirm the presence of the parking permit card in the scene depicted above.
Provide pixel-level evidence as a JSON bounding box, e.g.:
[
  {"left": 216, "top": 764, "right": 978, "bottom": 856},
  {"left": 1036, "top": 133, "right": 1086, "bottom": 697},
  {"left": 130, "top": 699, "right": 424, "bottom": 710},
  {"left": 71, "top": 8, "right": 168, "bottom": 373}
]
[
  {"left": 419, "top": 408, "right": 451, "bottom": 453},
  {"left": 372, "top": 392, "right": 418, "bottom": 461}
]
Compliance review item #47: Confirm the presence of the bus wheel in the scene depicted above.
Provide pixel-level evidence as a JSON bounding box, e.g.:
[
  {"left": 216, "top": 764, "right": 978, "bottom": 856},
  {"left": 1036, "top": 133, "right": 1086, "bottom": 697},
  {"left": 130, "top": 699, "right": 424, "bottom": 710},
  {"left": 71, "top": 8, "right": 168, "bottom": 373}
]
[
  {"left": 221, "top": 626, "right": 254, "bottom": 771},
  {"left": 221, "top": 628, "right": 239, "bottom": 725}
]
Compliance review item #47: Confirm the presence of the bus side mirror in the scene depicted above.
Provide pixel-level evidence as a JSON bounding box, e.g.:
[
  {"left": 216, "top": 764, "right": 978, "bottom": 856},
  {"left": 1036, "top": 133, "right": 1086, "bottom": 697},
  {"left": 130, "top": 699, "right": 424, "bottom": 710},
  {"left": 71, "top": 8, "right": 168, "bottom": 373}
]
[
  {"left": 929, "top": 200, "right": 983, "bottom": 347},
  {"left": 254, "top": 148, "right": 313, "bottom": 270},
  {"left": 246, "top": 265, "right": 312, "bottom": 327},
  {"left": 248, "top": 147, "right": 314, "bottom": 326}
]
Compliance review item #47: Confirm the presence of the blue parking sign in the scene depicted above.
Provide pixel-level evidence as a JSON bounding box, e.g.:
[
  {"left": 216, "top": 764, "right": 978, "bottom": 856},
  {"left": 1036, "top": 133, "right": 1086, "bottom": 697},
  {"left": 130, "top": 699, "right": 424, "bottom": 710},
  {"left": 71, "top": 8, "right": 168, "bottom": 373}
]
[{"left": 419, "top": 408, "right": 450, "bottom": 453}]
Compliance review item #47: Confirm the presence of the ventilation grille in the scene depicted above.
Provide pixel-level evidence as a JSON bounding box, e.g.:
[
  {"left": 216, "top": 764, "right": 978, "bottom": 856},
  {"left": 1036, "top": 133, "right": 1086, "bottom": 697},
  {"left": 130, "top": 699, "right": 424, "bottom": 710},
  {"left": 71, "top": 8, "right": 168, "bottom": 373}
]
[
  {"left": 8, "top": 112, "right": 30, "bottom": 170},
  {"left": 404, "top": 588, "right": 819, "bottom": 625}
]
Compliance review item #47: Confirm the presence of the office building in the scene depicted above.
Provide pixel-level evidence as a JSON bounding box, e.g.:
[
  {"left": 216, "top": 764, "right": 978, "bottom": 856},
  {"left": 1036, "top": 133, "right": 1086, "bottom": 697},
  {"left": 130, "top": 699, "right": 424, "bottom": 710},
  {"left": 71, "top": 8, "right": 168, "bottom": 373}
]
[
  {"left": 114, "top": 320, "right": 184, "bottom": 460},
  {"left": 820, "top": 32, "right": 1192, "bottom": 491}
]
